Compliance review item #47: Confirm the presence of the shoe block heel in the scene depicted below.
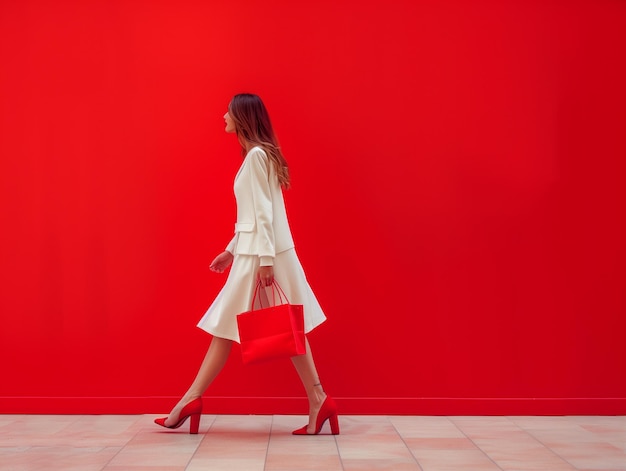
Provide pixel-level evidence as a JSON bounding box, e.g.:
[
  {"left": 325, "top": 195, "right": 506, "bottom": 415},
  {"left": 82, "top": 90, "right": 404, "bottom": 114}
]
[
  {"left": 189, "top": 413, "right": 201, "bottom": 434},
  {"left": 329, "top": 413, "right": 340, "bottom": 435},
  {"left": 292, "top": 395, "right": 340, "bottom": 435}
]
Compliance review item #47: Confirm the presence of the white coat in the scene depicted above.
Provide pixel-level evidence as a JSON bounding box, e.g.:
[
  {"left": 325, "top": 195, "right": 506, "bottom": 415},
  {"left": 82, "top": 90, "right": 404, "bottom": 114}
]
[
  {"left": 197, "top": 146, "right": 326, "bottom": 342},
  {"left": 225, "top": 146, "right": 294, "bottom": 266}
]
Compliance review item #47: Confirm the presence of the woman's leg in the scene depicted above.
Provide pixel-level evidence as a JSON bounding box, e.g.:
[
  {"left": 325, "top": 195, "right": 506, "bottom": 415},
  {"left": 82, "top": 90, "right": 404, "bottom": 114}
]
[
  {"left": 290, "top": 337, "right": 328, "bottom": 433},
  {"left": 164, "top": 336, "right": 232, "bottom": 426}
]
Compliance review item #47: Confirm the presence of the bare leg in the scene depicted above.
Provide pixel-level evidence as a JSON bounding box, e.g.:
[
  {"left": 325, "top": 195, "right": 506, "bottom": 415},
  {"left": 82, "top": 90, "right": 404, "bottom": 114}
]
[
  {"left": 164, "top": 336, "right": 232, "bottom": 426},
  {"left": 291, "top": 337, "right": 327, "bottom": 433}
]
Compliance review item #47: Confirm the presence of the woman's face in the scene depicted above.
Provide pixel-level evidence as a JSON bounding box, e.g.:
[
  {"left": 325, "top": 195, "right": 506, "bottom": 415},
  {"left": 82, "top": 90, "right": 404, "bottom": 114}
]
[{"left": 224, "top": 110, "right": 236, "bottom": 133}]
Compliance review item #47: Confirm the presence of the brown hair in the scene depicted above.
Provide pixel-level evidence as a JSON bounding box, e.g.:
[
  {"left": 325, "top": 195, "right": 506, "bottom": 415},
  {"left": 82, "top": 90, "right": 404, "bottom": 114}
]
[{"left": 228, "top": 93, "right": 290, "bottom": 189}]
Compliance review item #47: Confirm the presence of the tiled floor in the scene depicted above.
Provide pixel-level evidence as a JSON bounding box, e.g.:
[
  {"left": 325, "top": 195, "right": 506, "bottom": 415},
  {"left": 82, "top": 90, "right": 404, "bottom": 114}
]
[{"left": 0, "top": 414, "right": 624, "bottom": 470}]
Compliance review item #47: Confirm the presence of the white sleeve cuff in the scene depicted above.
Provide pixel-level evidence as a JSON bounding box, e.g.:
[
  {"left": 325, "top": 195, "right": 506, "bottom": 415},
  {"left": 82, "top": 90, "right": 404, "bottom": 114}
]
[{"left": 260, "top": 256, "right": 274, "bottom": 267}]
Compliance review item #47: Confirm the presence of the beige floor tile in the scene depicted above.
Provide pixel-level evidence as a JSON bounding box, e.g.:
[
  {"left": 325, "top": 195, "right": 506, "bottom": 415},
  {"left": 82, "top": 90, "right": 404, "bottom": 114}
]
[
  {"left": 391, "top": 416, "right": 466, "bottom": 439},
  {"left": 105, "top": 429, "right": 203, "bottom": 468},
  {"left": 0, "top": 445, "right": 121, "bottom": 471},
  {"left": 264, "top": 453, "right": 343, "bottom": 471},
  {"left": 336, "top": 430, "right": 421, "bottom": 470},
  {"left": 266, "top": 417, "right": 342, "bottom": 470},
  {"left": 573, "top": 416, "right": 626, "bottom": 435},
  {"left": 609, "top": 440, "right": 626, "bottom": 453},
  {"left": 103, "top": 467, "right": 187, "bottom": 471},
  {"left": 404, "top": 437, "right": 477, "bottom": 450},
  {"left": 209, "top": 414, "right": 272, "bottom": 432},
  {"left": 547, "top": 442, "right": 626, "bottom": 470},
  {"left": 451, "top": 416, "right": 523, "bottom": 439},
  {"left": 576, "top": 469, "right": 626, "bottom": 471},
  {"left": 0, "top": 414, "right": 624, "bottom": 471},
  {"left": 336, "top": 434, "right": 413, "bottom": 461},
  {"left": 194, "top": 437, "right": 268, "bottom": 457},
  {"left": 414, "top": 449, "right": 503, "bottom": 470},
  {"left": 186, "top": 457, "right": 266, "bottom": 471},
  {"left": 188, "top": 415, "right": 271, "bottom": 470},
  {"left": 482, "top": 448, "right": 577, "bottom": 470},
  {"left": 341, "top": 458, "right": 422, "bottom": 470}
]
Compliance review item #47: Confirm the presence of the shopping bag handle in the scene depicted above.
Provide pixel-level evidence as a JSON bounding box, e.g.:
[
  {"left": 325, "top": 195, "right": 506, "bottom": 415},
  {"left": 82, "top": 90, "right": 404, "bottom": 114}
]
[{"left": 251, "top": 280, "right": 290, "bottom": 310}]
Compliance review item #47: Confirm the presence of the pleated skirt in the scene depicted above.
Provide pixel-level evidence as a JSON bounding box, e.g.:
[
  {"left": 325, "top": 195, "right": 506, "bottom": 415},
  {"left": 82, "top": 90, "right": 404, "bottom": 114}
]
[{"left": 197, "top": 248, "right": 327, "bottom": 342}]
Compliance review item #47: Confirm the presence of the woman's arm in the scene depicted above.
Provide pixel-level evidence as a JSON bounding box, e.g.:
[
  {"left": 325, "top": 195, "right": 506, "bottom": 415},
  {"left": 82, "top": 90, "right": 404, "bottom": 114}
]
[
  {"left": 248, "top": 149, "right": 276, "bottom": 266},
  {"left": 247, "top": 148, "right": 275, "bottom": 286},
  {"left": 209, "top": 251, "right": 233, "bottom": 273}
]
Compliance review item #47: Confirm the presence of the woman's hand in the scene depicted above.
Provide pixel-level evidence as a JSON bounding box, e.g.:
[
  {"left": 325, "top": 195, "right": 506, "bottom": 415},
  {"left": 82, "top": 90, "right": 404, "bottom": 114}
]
[
  {"left": 209, "top": 251, "right": 234, "bottom": 273},
  {"left": 257, "top": 266, "right": 274, "bottom": 287}
]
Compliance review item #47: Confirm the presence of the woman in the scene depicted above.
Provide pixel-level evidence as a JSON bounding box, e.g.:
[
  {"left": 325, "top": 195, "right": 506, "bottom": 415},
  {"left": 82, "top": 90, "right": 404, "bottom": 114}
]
[{"left": 154, "top": 93, "right": 339, "bottom": 436}]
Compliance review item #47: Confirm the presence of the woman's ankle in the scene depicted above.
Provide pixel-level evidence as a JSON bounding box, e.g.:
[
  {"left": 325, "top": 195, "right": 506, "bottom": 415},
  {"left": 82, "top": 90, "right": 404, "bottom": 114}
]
[
  {"left": 172, "top": 393, "right": 200, "bottom": 413},
  {"left": 308, "top": 384, "right": 326, "bottom": 407}
]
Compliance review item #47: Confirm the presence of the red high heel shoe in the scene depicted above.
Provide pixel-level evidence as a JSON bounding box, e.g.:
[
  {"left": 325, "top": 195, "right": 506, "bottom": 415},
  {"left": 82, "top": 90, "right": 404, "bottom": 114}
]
[
  {"left": 154, "top": 397, "right": 203, "bottom": 434},
  {"left": 293, "top": 396, "right": 340, "bottom": 435}
]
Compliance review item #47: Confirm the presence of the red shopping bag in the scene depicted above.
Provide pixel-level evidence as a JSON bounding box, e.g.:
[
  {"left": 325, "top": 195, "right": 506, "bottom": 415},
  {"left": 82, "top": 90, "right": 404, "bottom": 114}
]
[{"left": 236, "top": 281, "right": 306, "bottom": 365}]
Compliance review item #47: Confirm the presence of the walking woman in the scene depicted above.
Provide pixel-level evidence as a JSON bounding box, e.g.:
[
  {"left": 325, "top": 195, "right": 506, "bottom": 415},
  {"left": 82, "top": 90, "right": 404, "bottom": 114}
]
[{"left": 154, "top": 93, "right": 339, "bottom": 436}]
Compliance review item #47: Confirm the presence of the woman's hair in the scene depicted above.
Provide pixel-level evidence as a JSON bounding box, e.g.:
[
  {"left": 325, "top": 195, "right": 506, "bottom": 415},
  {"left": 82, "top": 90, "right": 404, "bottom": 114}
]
[{"left": 228, "top": 93, "right": 290, "bottom": 189}]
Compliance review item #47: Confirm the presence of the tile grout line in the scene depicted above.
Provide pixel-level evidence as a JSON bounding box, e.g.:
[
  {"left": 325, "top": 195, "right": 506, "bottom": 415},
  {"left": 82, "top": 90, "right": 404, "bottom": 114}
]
[
  {"left": 448, "top": 416, "right": 505, "bottom": 471},
  {"left": 507, "top": 416, "right": 581, "bottom": 470},
  {"left": 184, "top": 413, "right": 217, "bottom": 471},
  {"left": 262, "top": 415, "right": 274, "bottom": 471},
  {"left": 332, "top": 423, "right": 345, "bottom": 471},
  {"left": 388, "top": 416, "right": 425, "bottom": 471},
  {"left": 98, "top": 414, "right": 145, "bottom": 471}
]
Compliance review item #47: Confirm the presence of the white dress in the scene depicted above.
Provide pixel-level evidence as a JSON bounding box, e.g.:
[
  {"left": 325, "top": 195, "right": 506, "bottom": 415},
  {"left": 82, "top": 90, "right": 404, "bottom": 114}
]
[{"left": 197, "top": 147, "right": 326, "bottom": 342}]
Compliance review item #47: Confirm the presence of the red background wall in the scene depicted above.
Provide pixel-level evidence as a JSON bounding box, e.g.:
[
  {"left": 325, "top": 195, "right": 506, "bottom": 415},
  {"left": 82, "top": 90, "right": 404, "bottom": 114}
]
[{"left": 1, "top": 0, "right": 625, "bottom": 415}]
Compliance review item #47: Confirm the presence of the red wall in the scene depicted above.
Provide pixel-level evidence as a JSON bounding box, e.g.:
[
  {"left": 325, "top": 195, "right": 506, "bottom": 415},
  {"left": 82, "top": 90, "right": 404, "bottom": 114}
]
[{"left": 1, "top": 0, "right": 625, "bottom": 415}]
